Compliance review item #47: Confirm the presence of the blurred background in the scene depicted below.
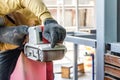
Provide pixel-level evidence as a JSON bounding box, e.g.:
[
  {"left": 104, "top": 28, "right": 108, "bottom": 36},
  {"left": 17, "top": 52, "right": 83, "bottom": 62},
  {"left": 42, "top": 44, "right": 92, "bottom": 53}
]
[{"left": 42, "top": 0, "right": 96, "bottom": 80}]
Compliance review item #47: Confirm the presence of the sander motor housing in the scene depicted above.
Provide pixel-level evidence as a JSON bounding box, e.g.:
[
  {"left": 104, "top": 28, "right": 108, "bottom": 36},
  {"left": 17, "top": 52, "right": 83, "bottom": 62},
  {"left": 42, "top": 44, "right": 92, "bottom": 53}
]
[{"left": 24, "top": 26, "right": 66, "bottom": 62}]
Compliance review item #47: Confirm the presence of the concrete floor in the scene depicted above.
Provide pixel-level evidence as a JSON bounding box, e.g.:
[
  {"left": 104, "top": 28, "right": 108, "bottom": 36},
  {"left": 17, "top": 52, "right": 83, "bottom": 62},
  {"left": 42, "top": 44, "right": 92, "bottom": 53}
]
[{"left": 54, "top": 73, "right": 92, "bottom": 80}]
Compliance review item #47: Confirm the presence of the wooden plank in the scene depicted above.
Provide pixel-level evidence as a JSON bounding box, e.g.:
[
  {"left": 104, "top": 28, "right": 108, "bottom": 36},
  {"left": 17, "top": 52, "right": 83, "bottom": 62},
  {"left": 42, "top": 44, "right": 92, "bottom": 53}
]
[
  {"left": 105, "top": 64, "right": 120, "bottom": 78},
  {"left": 104, "top": 76, "right": 114, "bottom": 80},
  {"left": 61, "top": 63, "right": 84, "bottom": 79},
  {"left": 105, "top": 54, "right": 120, "bottom": 67},
  {"left": 61, "top": 66, "right": 71, "bottom": 79},
  {"left": 77, "top": 63, "right": 85, "bottom": 73}
]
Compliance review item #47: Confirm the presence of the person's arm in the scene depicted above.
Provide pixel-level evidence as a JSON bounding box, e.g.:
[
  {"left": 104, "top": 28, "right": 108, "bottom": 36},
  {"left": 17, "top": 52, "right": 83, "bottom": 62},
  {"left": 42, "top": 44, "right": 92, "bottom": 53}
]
[
  {"left": 20, "top": 0, "right": 53, "bottom": 22},
  {"left": 20, "top": 0, "right": 66, "bottom": 48},
  {"left": 1, "top": 0, "right": 66, "bottom": 48},
  {"left": 1, "top": 0, "right": 52, "bottom": 22},
  {"left": 0, "top": 25, "right": 28, "bottom": 46}
]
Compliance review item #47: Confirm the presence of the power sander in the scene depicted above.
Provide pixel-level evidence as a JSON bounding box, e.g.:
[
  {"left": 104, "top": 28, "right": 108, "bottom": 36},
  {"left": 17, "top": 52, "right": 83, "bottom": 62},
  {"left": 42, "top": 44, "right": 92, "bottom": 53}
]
[{"left": 24, "top": 26, "right": 67, "bottom": 62}]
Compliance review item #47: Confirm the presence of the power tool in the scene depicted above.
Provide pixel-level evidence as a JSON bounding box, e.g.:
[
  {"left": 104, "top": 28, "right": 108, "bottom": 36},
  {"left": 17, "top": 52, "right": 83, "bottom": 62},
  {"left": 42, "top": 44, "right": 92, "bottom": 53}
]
[{"left": 24, "top": 26, "right": 67, "bottom": 62}]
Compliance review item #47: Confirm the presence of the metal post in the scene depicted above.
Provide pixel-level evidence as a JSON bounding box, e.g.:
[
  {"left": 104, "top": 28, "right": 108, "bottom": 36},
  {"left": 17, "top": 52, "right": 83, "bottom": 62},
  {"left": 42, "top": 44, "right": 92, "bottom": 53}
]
[
  {"left": 91, "top": 54, "right": 94, "bottom": 80},
  {"left": 96, "top": 0, "right": 106, "bottom": 79},
  {"left": 96, "top": 0, "right": 117, "bottom": 80},
  {"left": 117, "top": 0, "right": 120, "bottom": 42},
  {"left": 73, "top": 44, "right": 78, "bottom": 80}
]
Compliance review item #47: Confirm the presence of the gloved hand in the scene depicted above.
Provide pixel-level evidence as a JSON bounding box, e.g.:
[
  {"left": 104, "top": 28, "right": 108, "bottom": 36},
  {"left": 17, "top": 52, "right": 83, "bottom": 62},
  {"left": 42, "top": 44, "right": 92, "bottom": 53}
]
[
  {"left": 0, "top": 25, "right": 28, "bottom": 46},
  {"left": 0, "top": 17, "right": 5, "bottom": 27},
  {"left": 43, "top": 18, "right": 66, "bottom": 48}
]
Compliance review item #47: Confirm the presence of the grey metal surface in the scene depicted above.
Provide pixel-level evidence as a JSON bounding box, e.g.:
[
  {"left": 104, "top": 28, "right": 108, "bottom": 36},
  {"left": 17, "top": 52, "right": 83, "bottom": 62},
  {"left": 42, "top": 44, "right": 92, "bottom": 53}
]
[
  {"left": 96, "top": 0, "right": 105, "bottom": 79},
  {"left": 67, "top": 31, "right": 96, "bottom": 38},
  {"left": 96, "top": 0, "right": 117, "bottom": 80},
  {"left": 65, "top": 35, "right": 96, "bottom": 48},
  {"left": 24, "top": 43, "right": 67, "bottom": 62},
  {"left": 110, "top": 43, "right": 120, "bottom": 53}
]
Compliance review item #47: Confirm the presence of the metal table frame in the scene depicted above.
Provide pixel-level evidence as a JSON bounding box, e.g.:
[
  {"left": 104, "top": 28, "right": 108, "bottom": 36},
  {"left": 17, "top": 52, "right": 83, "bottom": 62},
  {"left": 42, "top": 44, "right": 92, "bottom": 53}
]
[
  {"left": 64, "top": 0, "right": 118, "bottom": 80},
  {"left": 65, "top": 32, "right": 96, "bottom": 80}
]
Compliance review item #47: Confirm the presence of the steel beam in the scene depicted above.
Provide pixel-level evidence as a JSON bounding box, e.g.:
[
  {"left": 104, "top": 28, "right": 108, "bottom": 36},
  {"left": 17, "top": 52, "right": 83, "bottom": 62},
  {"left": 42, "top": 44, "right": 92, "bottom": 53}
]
[{"left": 96, "top": 0, "right": 117, "bottom": 80}]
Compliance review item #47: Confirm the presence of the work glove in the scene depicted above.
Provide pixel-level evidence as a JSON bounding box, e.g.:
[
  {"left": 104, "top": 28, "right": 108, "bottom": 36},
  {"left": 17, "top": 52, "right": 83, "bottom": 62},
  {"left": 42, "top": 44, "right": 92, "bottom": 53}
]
[
  {"left": 0, "top": 17, "right": 5, "bottom": 27},
  {"left": 43, "top": 18, "right": 66, "bottom": 48},
  {"left": 0, "top": 25, "right": 28, "bottom": 46}
]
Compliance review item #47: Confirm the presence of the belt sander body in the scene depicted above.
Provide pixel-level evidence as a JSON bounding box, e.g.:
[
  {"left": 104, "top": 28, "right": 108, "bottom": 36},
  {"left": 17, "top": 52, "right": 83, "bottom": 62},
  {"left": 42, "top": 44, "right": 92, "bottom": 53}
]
[{"left": 24, "top": 26, "right": 67, "bottom": 62}]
